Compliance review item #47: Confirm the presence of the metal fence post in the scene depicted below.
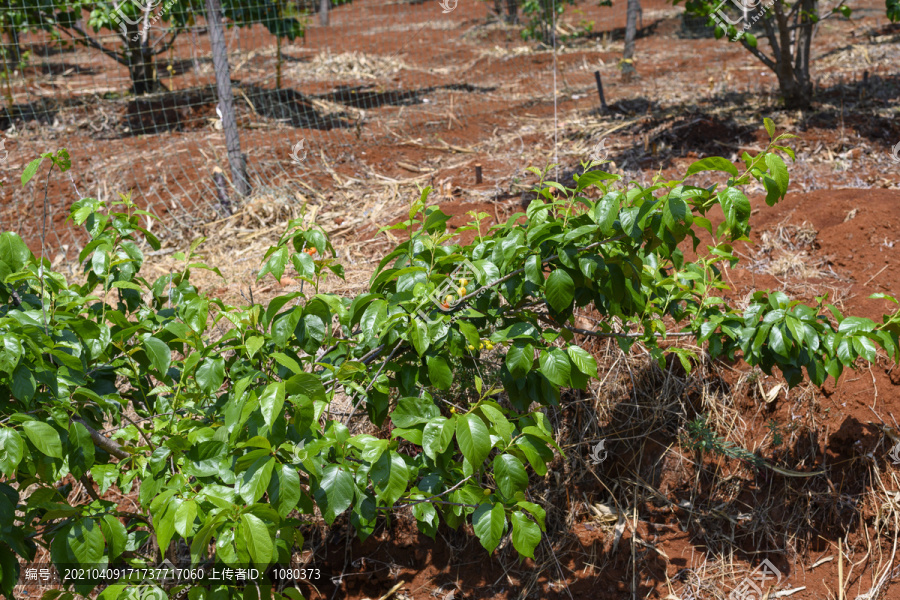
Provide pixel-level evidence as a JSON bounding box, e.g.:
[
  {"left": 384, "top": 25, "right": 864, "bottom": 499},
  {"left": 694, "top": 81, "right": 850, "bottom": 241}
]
[{"left": 205, "top": 0, "right": 250, "bottom": 197}]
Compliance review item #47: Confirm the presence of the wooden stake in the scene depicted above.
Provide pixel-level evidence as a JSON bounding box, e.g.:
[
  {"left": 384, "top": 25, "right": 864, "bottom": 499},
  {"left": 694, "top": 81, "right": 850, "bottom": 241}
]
[
  {"left": 838, "top": 536, "right": 844, "bottom": 600},
  {"left": 205, "top": 0, "right": 249, "bottom": 197},
  {"left": 593, "top": 71, "right": 608, "bottom": 111},
  {"left": 377, "top": 581, "right": 404, "bottom": 600},
  {"left": 475, "top": 164, "right": 483, "bottom": 184}
]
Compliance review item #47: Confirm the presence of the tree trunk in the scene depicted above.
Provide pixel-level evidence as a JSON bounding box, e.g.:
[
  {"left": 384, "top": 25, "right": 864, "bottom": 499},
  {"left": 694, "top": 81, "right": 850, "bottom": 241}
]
[
  {"left": 770, "top": 0, "right": 814, "bottom": 109},
  {"left": 205, "top": 0, "right": 250, "bottom": 197},
  {"left": 319, "top": 0, "right": 330, "bottom": 26},
  {"left": 126, "top": 36, "right": 163, "bottom": 95},
  {"left": 505, "top": 0, "right": 518, "bottom": 24},
  {"left": 542, "top": 0, "right": 555, "bottom": 45},
  {"left": 622, "top": 0, "right": 641, "bottom": 79},
  {"left": 276, "top": 34, "right": 282, "bottom": 89},
  {"left": 5, "top": 26, "right": 20, "bottom": 65}
]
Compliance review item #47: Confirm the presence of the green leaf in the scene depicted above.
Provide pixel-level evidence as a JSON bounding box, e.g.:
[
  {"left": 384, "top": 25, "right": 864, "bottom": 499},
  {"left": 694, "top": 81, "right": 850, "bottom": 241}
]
[
  {"left": 258, "top": 246, "right": 289, "bottom": 281},
  {"left": 524, "top": 254, "right": 544, "bottom": 284},
  {"left": 285, "top": 372, "right": 327, "bottom": 405},
  {"left": 574, "top": 170, "right": 619, "bottom": 193},
  {"left": 457, "top": 320, "right": 480, "bottom": 348},
  {"left": 392, "top": 397, "right": 440, "bottom": 428},
  {"left": 505, "top": 343, "right": 534, "bottom": 378},
  {"left": 151, "top": 493, "right": 179, "bottom": 552},
  {"left": 100, "top": 515, "right": 127, "bottom": 561},
  {"left": 516, "top": 501, "right": 547, "bottom": 530},
  {"left": 768, "top": 326, "right": 789, "bottom": 357},
  {"left": 67, "top": 421, "right": 95, "bottom": 479},
  {"left": 853, "top": 336, "right": 877, "bottom": 363},
  {"left": 593, "top": 192, "right": 621, "bottom": 234},
  {"left": 567, "top": 346, "right": 598, "bottom": 377},
  {"left": 685, "top": 156, "right": 739, "bottom": 178},
  {"left": 838, "top": 316, "right": 876, "bottom": 334},
  {"left": 268, "top": 464, "right": 302, "bottom": 518},
  {"left": 317, "top": 465, "right": 355, "bottom": 523},
  {"left": 240, "top": 512, "right": 275, "bottom": 565},
  {"left": 66, "top": 518, "right": 104, "bottom": 565},
  {"left": 245, "top": 335, "right": 265, "bottom": 358},
  {"left": 91, "top": 464, "right": 118, "bottom": 495},
  {"left": 174, "top": 500, "right": 198, "bottom": 538},
  {"left": 292, "top": 250, "right": 315, "bottom": 278},
  {"left": 23, "top": 421, "right": 63, "bottom": 459},
  {"left": 423, "top": 416, "right": 455, "bottom": 460},
  {"left": 259, "top": 381, "right": 286, "bottom": 428},
  {"left": 426, "top": 355, "right": 453, "bottom": 390},
  {"left": 143, "top": 336, "right": 171, "bottom": 374},
  {"left": 11, "top": 365, "right": 36, "bottom": 402},
  {"left": 0, "top": 429, "right": 23, "bottom": 475},
  {"left": 409, "top": 318, "right": 430, "bottom": 356},
  {"left": 472, "top": 503, "right": 506, "bottom": 553},
  {"left": 544, "top": 269, "right": 574, "bottom": 312},
  {"left": 196, "top": 357, "right": 225, "bottom": 394},
  {"left": 516, "top": 434, "right": 554, "bottom": 476},
  {"left": 717, "top": 187, "right": 751, "bottom": 236},
  {"left": 91, "top": 249, "right": 109, "bottom": 277},
  {"left": 510, "top": 511, "right": 541, "bottom": 558},
  {"left": 371, "top": 451, "right": 409, "bottom": 507},
  {"left": 493, "top": 454, "right": 528, "bottom": 497},
  {"left": 21, "top": 157, "right": 44, "bottom": 186},
  {"left": 271, "top": 352, "right": 303, "bottom": 375},
  {"left": 663, "top": 194, "right": 692, "bottom": 236},
  {"left": 763, "top": 118, "right": 775, "bottom": 139},
  {"left": 456, "top": 413, "right": 491, "bottom": 468},
  {"left": 239, "top": 456, "right": 276, "bottom": 505},
  {"left": 764, "top": 154, "right": 789, "bottom": 201},
  {"left": 0, "top": 233, "right": 31, "bottom": 273},
  {"left": 538, "top": 348, "right": 571, "bottom": 387}
]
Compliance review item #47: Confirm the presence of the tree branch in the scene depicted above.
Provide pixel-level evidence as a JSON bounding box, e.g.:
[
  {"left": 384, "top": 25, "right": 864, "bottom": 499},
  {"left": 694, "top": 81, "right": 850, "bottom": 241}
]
[
  {"left": 739, "top": 36, "right": 777, "bottom": 71},
  {"left": 445, "top": 234, "right": 627, "bottom": 315},
  {"left": 533, "top": 312, "right": 696, "bottom": 340},
  {"left": 151, "top": 29, "right": 181, "bottom": 55},
  {"left": 58, "top": 24, "right": 128, "bottom": 66},
  {"left": 762, "top": 14, "right": 781, "bottom": 58},
  {"left": 71, "top": 416, "right": 131, "bottom": 460}
]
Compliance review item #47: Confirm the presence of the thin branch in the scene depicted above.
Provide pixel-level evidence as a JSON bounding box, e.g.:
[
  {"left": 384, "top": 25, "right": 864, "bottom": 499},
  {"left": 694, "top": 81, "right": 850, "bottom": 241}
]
[
  {"left": 58, "top": 24, "right": 129, "bottom": 66},
  {"left": 438, "top": 234, "right": 627, "bottom": 318},
  {"left": 343, "top": 340, "right": 404, "bottom": 424},
  {"left": 79, "top": 476, "right": 101, "bottom": 502},
  {"left": 534, "top": 313, "right": 696, "bottom": 340},
  {"left": 762, "top": 13, "right": 781, "bottom": 58},
  {"left": 151, "top": 29, "right": 181, "bottom": 55},
  {"left": 119, "top": 411, "right": 155, "bottom": 451},
  {"left": 739, "top": 37, "right": 777, "bottom": 71},
  {"left": 71, "top": 416, "right": 131, "bottom": 460},
  {"left": 377, "top": 499, "right": 479, "bottom": 511}
]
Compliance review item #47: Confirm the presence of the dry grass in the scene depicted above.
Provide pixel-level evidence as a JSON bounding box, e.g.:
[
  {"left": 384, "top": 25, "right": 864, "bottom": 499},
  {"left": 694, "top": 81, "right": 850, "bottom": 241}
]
[{"left": 749, "top": 220, "right": 835, "bottom": 280}]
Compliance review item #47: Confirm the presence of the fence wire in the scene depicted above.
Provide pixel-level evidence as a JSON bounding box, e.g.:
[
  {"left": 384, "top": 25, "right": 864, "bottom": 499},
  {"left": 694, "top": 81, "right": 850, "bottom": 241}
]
[{"left": 0, "top": 0, "right": 718, "bottom": 258}]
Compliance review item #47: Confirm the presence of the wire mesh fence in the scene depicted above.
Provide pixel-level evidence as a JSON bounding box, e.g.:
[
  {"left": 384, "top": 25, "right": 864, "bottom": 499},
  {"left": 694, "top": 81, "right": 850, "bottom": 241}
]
[{"left": 0, "top": 0, "right": 720, "bottom": 258}]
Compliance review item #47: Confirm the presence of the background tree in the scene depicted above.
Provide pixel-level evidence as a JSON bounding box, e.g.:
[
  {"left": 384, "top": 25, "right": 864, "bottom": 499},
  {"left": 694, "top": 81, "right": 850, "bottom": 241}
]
[
  {"left": 673, "top": 0, "right": 898, "bottom": 108},
  {"left": 3, "top": 129, "right": 900, "bottom": 600},
  {"left": 505, "top": 0, "right": 518, "bottom": 23},
  {"left": 9, "top": 0, "right": 305, "bottom": 95},
  {"left": 621, "top": 0, "right": 641, "bottom": 80},
  {"left": 521, "top": 0, "right": 575, "bottom": 44}
]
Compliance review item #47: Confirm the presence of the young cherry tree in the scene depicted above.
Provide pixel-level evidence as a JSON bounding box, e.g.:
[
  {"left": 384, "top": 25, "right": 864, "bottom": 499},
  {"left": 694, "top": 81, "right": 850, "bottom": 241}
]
[
  {"left": 1, "top": 128, "right": 899, "bottom": 599},
  {"left": 673, "top": 0, "right": 897, "bottom": 108},
  {"left": 10, "top": 0, "right": 305, "bottom": 95}
]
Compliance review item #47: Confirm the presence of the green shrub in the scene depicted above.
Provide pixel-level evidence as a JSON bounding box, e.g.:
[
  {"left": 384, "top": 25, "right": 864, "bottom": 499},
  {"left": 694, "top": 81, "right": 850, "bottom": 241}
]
[{"left": 0, "top": 124, "right": 897, "bottom": 599}]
